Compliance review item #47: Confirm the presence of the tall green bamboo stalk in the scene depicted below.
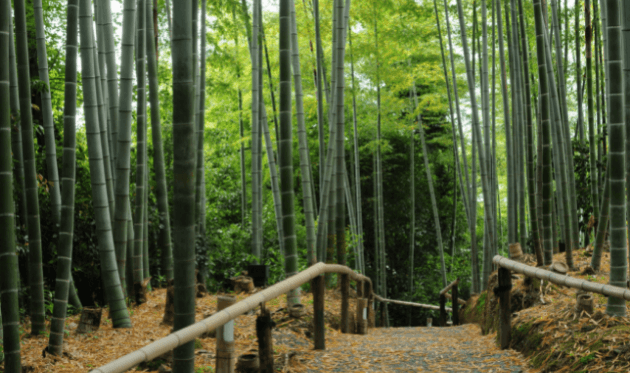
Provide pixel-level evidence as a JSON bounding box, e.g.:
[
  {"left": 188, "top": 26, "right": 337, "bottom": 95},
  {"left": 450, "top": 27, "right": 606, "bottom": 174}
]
[
  {"left": 623, "top": 0, "right": 630, "bottom": 240},
  {"left": 171, "top": 0, "right": 196, "bottom": 369},
  {"left": 456, "top": 0, "right": 496, "bottom": 288},
  {"left": 78, "top": 0, "right": 131, "bottom": 327},
  {"left": 33, "top": 0, "right": 62, "bottom": 224},
  {"left": 442, "top": 0, "right": 476, "bottom": 288},
  {"left": 373, "top": 7, "right": 389, "bottom": 325},
  {"left": 113, "top": 0, "right": 137, "bottom": 291},
  {"left": 587, "top": 0, "right": 599, "bottom": 224},
  {"left": 543, "top": 14, "right": 576, "bottom": 268},
  {"left": 533, "top": 0, "right": 554, "bottom": 265},
  {"left": 8, "top": 24, "right": 28, "bottom": 251},
  {"left": 501, "top": 0, "right": 515, "bottom": 249},
  {"left": 576, "top": 0, "right": 585, "bottom": 143},
  {"left": 280, "top": 0, "right": 300, "bottom": 306},
  {"left": 146, "top": 0, "right": 173, "bottom": 281},
  {"left": 92, "top": 37, "right": 116, "bottom": 221},
  {"left": 411, "top": 85, "right": 447, "bottom": 288},
  {"left": 14, "top": 0, "right": 46, "bottom": 336},
  {"left": 604, "top": 0, "right": 626, "bottom": 317},
  {"left": 48, "top": 0, "right": 80, "bottom": 355},
  {"left": 133, "top": 0, "right": 147, "bottom": 292},
  {"left": 518, "top": 0, "right": 542, "bottom": 264},
  {"left": 290, "top": 0, "right": 317, "bottom": 266},
  {"left": 251, "top": 0, "right": 262, "bottom": 260},
  {"left": 0, "top": 0, "right": 21, "bottom": 368},
  {"left": 96, "top": 0, "right": 120, "bottom": 178},
  {"left": 348, "top": 32, "right": 364, "bottom": 273},
  {"left": 195, "top": 0, "right": 208, "bottom": 284}
]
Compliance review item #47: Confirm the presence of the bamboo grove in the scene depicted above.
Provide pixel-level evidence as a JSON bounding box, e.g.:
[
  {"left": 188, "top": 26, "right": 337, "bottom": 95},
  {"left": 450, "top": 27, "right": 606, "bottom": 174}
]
[{"left": 1, "top": 0, "right": 630, "bottom": 371}]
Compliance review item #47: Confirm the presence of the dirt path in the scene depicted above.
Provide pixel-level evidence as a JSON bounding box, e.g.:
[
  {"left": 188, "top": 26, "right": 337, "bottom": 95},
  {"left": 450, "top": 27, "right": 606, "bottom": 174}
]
[{"left": 289, "top": 324, "right": 531, "bottom": 372}]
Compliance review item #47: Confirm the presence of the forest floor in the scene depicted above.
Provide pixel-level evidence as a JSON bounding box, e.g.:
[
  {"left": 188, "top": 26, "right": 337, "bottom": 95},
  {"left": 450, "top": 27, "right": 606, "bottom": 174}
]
[
  {"left": 11, "top": 246, "right": 630, "bottom": 373},
  {"left": 462, "top": 246, "right": 630, "bottom": 373},
  {"left": 12, "top": 278, "right": 531, "bottom": 373}
]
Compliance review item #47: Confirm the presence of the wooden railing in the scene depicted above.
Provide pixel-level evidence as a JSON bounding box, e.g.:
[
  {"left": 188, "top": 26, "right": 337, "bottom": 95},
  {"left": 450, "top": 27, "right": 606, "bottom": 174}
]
[
  {"left": 91, "top": 262, "right": 453, "bottom": 373},
  {"left": 439, "top": 278, "right": 460, "bottom": 326},
  {"left": 492, "top": 255, "right": 630, "bottom": 349}
]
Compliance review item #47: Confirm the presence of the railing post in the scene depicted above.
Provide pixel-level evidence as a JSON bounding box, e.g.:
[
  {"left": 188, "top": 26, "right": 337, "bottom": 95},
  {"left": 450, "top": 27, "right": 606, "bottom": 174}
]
[
  {"left": 312, "top": 274, "right": 325, "bottom": 350},
  {"left": 340, "top": 273, "right": 349, "bottom": 333},
  {"left": 356, "top": 298, "right": 368, "bottom": 335},
  {"left": 216, "top": 295, "right": 236, "bottom": 373},
  {"left": 366, "top": 281, "right": 374, "bottom": 328},
  {"left": 452, "top": 282, "right": 459, "bottom": 326},
  {"left": 256, "top": 304, "right": 274, "bottom": 373},
  {"left": 439, "top": 294, "right": 447, "bottom": 326},
  {"left": 498, "top": 267, "right": 512, "bottom": 349}
]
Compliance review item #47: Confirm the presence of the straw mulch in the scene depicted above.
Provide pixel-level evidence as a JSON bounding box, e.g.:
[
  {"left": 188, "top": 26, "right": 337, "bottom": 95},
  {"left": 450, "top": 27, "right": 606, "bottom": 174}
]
[{"left": 464, "top": 247, "right": 630, "bottom": 373}]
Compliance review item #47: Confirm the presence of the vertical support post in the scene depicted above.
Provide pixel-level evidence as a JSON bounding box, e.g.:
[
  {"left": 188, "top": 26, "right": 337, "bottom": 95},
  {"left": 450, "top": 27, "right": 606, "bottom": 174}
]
[
  {"left": 312, "top": 274, "right": 325, "bottom": 350},
  {"left": 452, "top": 283, "right": 459, "bottom": 326},
  {"left": 355, "top": 298, "right": 368, "bottom": 335},
  {"left": 439, "top": 294, "right": 447, "bottom": 326},
  {"left": 356, "top": 280, "right": 363, "bottom": 298},
  {"left": 366, "top": 281, "right": 374, "bottom": 328},
  {"left": 340, "top": 273, "right": 349, "bottom": 333},
  {"left": 256, "top": 304, "right": 274, "bottom": 373},
  {"left": 216, "top": 295, "right": 236, "bottom": 373},
  {"left": 498, "top": 267, "right": 512, "bottom": 349}
]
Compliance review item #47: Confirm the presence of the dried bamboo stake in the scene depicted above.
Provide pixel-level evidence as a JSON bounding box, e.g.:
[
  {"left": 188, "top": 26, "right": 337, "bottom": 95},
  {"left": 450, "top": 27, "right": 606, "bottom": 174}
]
[{"left": 216, "top": 296, "right": 236, "bottom": 373}]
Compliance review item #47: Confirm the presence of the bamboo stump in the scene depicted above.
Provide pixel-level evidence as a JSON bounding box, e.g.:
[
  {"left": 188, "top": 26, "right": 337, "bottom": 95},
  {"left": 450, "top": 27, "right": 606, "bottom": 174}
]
[
  {"left": 509, "top": 242, "right": 524, "bottom": 261},
  {"left": 76, "top": 307, "right": 102, "bottom": 334},
  {"left": 289, "top": 304, "right": 305, "bottom": 318},
  {"left": 577, "top": 294, "right": 594, "bottom": 315},
  {"left": 312, "top": 275, "right": 325, "bottom": 350},
  {"left": 256, "top": 306, "right": 274, "bottom": 373},
  {"left": 216, "top": 295, "right": 237, "bottom": 373},
  {"left": 235, "top": 353, "right": 259, "bottom": 373},
  {"left": 497, "top": 267, "right": 512, "bottom": 350}
]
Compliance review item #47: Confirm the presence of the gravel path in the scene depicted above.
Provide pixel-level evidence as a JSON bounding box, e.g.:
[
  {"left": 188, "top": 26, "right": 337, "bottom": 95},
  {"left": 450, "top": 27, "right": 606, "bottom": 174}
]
[{"left": 289, "top": 324, "right": 531, "bottom": 372}]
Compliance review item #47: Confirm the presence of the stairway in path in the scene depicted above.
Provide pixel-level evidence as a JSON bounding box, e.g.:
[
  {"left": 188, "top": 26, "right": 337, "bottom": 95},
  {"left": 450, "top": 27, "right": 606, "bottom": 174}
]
[{"left": 289, "top": 324, "right": 530, "bottom": 372}]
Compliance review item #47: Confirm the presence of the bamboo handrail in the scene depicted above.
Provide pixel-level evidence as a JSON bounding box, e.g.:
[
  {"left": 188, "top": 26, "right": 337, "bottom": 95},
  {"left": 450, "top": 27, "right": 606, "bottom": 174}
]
[
  {"left": 90, "top": 262, "right": 446, "bottom": 373},
  {"left": 375, "top": 296, "right": 452, "bottom": 311},
  {"left": 444, "top": 292, "right": 467, "bottom": 305},
  {"left": 439, "top": 278, "right": 460, "bottom": 296},
  {"left": 492, "top": 255, "right": 630, "bottom": 300}
]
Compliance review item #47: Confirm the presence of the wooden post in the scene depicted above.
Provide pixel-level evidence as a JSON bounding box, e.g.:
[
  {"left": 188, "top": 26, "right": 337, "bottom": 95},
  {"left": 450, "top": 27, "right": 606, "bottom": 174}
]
[
  {"left": 498, "top": 267, "right": 512, "bottom": 349},
  {"left": 452, "top": 282, "right": 459, "bottom": 326},
  {"left": 340, "top": 273, "right": 349, "bottom": 333},
  {"left": 366, "top": 282, "right": 374, "bottom": 328},
  {"left": 439, "top": 294, "right": 447, "bottom": 326},
  {"left": 355, "top": 298, "right": 368, "bottom": 335},
  {"left": 216, "top": 295, "right": 237, "bottom": 373},
  {"left": 356, "top": 280, "right": 363, "bottom": 298},
  {"left": 312, "top": 275, "right": 325, "bottom": 350},
  {"left": 256, "top": 304, "right": 274, "bottom": 373}
]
